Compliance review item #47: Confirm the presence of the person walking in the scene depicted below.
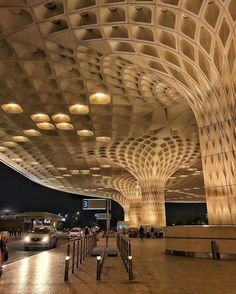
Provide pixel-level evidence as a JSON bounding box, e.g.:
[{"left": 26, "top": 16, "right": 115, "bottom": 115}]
[
  {"left": 139, "top": 225, "right": 144, "bottom": 240},
  {"left": 0, "top": 233, "right": 8, "bottom": 277}
]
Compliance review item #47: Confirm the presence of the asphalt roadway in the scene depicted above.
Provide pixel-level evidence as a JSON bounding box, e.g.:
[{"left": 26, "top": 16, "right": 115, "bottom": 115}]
[{"left": 5, "top": 233, "right": 69, "bottom": 264}]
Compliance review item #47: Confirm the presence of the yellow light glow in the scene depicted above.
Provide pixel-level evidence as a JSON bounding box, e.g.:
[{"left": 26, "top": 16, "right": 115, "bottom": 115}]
[
  {"left": 96, "top": 136, "right": 111, "bottom": 143},
  {"left": 69, "top": 104, "right": 89, "bottom": 114},
  {"left": 1, "top": 103, "right": 23, "bottom": 113},
  {"left": 51, "top": 114, "right": 71, "bottom": 123},
  {"left": 0, "top": 146, "right": 7, "bottom": 152},
  {"left": 3, "top": 141, "right": 17, "bottom": 147},
  {"left": 36, "top": 123, "right": 55, "bottom": 130},
  {"left": 31, "top": 113, "right": 50, "bottom": 123},
  {"left": 12, "top": 136, "right": 30, "bottom": 142},
  {"left": 55, "top": 123, "right": 74, "bottom": 130},
  {"left": 90, "top": 167, "right": 100, "bottom": 170},
  {"left": 23, "top": 129, "right": 41, "bottom": 137},
  {"left": 89, "top": 92, "right": 110, "bottom": 104},
  {"left": 77, "top": 129, "right": 94, "bottom": 137}
]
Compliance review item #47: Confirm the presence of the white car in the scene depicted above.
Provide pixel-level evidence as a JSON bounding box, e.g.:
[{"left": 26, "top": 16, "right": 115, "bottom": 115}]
[
  {"left": 24, "top": 226, "right": 57, "bottom": 250},
  {"left": 68, "top": 227, "right": 82, "bottom": 239}
]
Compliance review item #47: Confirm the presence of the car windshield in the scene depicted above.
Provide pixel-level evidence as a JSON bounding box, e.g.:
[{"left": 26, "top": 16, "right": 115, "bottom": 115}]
[
  {"left": 31, "top": 227, "right": 50, "bottom": 234},
  {"left": 71, "top": 228, "right": 80, "bottom": 232}
]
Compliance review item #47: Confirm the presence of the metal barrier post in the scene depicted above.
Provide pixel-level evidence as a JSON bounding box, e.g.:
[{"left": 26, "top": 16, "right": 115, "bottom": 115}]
[
  {"left": 76, "top": 240, "right": 79, "bottom": 268},
  {"left": 211, "top": 240, "right": 220, "bottom": 260},
  {"left": 86, "top": 236, "right": 88, "bottom": 257},
  {"left": 64, "top": 256, "right": 70, "bottom": 281},
  {"left": 72, "top": 241, "right": 76, "bottom": 273},
  {"left": 128, "top": 256, "right": 133, "bottom": 280},
  {"left": 80, "top": 238, "right": 83, "bottom": 264},
  {"left": 96, "top": 256, "right": 101, "bottom": 280},
  {"left": 83, "top": 237, "right": 85, "bottom": 260}
]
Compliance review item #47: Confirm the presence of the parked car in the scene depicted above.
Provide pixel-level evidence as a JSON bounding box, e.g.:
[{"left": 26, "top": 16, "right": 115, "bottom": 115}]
[
  {"left": 68, "top": 227, "right": 83, "bottom": 239},
  {"left": 24, "top": 226, "right": 57, "bottom": 250}
]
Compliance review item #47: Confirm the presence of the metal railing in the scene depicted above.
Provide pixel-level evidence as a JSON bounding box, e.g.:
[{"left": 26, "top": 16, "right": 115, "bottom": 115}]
[
  {"left": 117, "top": 234, "right": 133, "bottom": 280},
  {"left": 64, "top": 234, "right": 97, "bottom": 281},
  {"left": 96, "top": 252, "right": 105, "bottom": 280}
]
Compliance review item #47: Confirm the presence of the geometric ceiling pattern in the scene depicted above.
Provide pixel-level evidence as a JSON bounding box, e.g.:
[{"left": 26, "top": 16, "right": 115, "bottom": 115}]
[{"left": 0, "top": 0, "right": 235, "bottom": 226}]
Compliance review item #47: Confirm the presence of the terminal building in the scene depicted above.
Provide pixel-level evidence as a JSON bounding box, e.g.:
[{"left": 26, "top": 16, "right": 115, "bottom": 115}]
[
  {"left": 0, "top": 211, "right": 62, "bottom": 231},
  {"left": 0, "top": 0, "right": 235, "bottom": 262}
]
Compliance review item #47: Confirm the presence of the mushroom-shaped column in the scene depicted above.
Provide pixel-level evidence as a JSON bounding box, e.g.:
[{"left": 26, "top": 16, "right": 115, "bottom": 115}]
[
  {"left": 106, "top": 190, "right": 130, "bottom": 222},
  {"left": 102, "top": 176, "right": 142, "bottom": 227},
  {"left": 105, "top": 133, "right": 200, "bottom": 227}
]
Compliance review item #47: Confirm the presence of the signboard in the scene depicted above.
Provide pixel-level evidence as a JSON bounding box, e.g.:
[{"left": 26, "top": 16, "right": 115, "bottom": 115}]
[
  {"left": 95, "top": 213, "right": 111, "bottom": 220},
  {"left": 82, "top": 199, "right": 111, "bottom": 210}
]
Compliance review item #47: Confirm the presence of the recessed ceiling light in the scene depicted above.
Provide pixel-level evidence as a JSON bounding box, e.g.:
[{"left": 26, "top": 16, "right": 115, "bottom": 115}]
[
  {"left": 57, "top": 167, "right": 67, "bottom": 171},
  {"left": 63, "top": 174, "right": 72, "bottom": 177},
  {"left": 101, "top": 164, "right": 111, "bottom": 168},
  {"left": 12, "top": 136, "right": 29, "bottom": 142},
  {"left": 0, "top": 146, "right": 7, "bottom": 152},
  {"left": 92, "top": 174, "right": 101, "bottom": 177},
  {"left": 77, "top": 129, "right": 94, "bottom": 137},
  {"left": 96, "top": 136, "right": 111, "bottom": 143},
  {"left": 3, "top": 141, "right": 17, "bottom": 147},
  {"left": 52, "top": 114, "right": 71, "bottom": 123},
  {"left": 36, "top": 123, "right": 55, "bottom": 130},
  {"left": 89, "top": 92, "right": 110, "bottom": 104},
  {"left": 70, "top": 170, "right": 79, "bottom": 174},
  {"left": 90, "top": 167, "right": 100, "bottom": 171},
  {"left": 23, "top": 129, "right": 41, "bottom": 137},
  {"left": 80, "top": 170, "right": 90, "bottom": 174},
  {"left": 30, "top": 161, "right": 39, "bottom": 165},
  {"left": 12, "top": 158, "right": 22, "bottom": 162},
  {"left": 31, "top": 113, "right": 50, "bottom": 123},
  {"left": 69, "top": 104, "right": 89, "bottom": 114},
  {"left": 55, "top": 123, "right": 74, "bottom": 130},
  {"left": 1, "top": 103, "right": 23, "bottom": 113}
]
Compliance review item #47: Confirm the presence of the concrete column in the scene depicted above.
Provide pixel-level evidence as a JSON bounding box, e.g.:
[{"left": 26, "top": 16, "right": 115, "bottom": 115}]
[
  {"left": 129, "top": 199, "right": 143, "bottom": 227},
  {"left": 199, "top": 119, "right": 236, "bottom": 224},
  {"left": 140, "top": 180, "right": 166, "bottom": 227}
]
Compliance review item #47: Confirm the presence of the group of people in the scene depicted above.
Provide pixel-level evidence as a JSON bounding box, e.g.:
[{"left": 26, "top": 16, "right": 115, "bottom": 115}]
[
  {"left": 139, "top": 225, "right": 164, "bottom": 240},
  {"left": 8, "top": 228, "right": 22, "bottom": 238}
]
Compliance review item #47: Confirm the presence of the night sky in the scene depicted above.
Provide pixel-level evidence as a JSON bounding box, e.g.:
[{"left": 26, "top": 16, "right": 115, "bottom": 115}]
[{"left": 0, "top": 162, "right": 207, "bottom": 226}]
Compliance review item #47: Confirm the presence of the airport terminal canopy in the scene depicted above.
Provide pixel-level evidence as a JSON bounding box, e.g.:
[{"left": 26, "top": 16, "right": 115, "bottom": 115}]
[{"left": 0, "top": 0, "right": 235, "bottom": 226}]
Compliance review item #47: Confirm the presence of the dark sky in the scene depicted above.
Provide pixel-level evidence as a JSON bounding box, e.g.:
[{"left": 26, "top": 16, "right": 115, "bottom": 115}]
[{"left": 0, "top": 162, "right": 207, "bottom": 226}]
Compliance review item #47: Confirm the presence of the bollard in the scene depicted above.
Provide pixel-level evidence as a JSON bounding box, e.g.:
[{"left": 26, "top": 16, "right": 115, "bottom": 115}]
[
  {"left": 128, "top": 242, "right": 131, "bottom": 257},
  {"left": 128, "top": 256, "right": 133, "bottom": 280},
  {"left": 76, "top": 240, "right": 79, "bottom": 268},
  {"left": 67, "top": 243, "right": 70, "bottom": 257},
  {"left": 72, "top": 242, "right": 76, "bottom": 273},
  {"left": 96, "top": 256, "right": 101, "bottom": 280},
  {"left": 64, "top": 256, "right": 70, "bottom": 281}
]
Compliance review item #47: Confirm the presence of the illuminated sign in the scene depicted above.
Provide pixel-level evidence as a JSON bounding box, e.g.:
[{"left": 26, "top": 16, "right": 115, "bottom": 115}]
[
  {"left": 82, "top": 199, "right": 111, "bottom": 210},
  {"left": 95, "top": 213, "right": 111, "bottom": 220}
]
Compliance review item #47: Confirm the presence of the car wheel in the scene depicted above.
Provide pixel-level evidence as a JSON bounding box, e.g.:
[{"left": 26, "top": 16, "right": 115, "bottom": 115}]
[{"left": 53, "top": 239, "right": 57, "bottom": 248}]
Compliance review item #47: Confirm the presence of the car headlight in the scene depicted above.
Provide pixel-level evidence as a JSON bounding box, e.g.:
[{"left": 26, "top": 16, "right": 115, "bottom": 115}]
[
  {"left": 24, "top": 236, "right": 30, "bottom": 242},
  {"left": 42, "top": 236, "right": 49, "bottom": 242}
]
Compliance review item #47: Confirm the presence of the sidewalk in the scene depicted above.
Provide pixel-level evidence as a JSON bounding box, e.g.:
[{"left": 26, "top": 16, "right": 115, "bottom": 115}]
[{"left": 1, "top": 238, "right": 236, "bottom": 294}]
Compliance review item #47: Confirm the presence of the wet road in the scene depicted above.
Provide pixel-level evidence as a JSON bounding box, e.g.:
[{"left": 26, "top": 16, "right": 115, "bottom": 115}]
[{"left": 6, "top": 233, "right": 68, "bottom": 264}]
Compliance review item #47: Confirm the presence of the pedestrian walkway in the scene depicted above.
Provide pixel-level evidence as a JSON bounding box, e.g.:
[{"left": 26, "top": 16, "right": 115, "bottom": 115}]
[{"left": 1, "top": 238, "right": 236, "bottom": 294}]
